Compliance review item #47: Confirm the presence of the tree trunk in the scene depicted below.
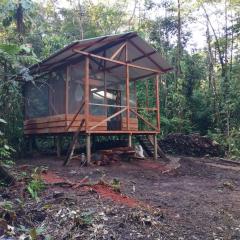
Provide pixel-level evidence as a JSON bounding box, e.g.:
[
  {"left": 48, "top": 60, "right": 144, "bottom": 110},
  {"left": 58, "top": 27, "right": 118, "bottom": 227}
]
[{"left": 175, "top": 0, "right": 182, "bottom": 90}]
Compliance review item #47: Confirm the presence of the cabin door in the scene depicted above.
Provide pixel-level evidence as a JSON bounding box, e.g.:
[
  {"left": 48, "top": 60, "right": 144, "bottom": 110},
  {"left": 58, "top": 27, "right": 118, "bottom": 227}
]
[{"left": 107, "top": 89, "right": 122, "bottom": 130}]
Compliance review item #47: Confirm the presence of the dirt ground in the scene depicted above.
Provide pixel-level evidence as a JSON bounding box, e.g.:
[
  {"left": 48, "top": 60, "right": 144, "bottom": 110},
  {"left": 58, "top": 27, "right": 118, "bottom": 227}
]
[{"left": 2, "top": 155, "right": 240, "bottom": 240}]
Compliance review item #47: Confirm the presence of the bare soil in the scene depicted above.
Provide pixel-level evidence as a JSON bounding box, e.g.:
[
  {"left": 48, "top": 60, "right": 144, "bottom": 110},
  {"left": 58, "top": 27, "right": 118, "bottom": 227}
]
[{"left": 2, "top": 155, "right": 240, "bottom": 240}]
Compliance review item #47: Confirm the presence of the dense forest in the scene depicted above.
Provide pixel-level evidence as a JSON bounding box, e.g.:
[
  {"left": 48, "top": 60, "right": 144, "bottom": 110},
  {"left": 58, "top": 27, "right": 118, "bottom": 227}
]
[{"left": 0, "top": 0, "right": 239, "bottom": 159}]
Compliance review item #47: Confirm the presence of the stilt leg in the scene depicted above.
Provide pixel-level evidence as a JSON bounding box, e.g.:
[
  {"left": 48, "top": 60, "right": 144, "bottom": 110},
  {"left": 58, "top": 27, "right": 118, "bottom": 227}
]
[
  {"left": 56, "top": 136, "right": 61, "bottom": 157},
  {"left": 128, "top": 134, "right": 132, "bottom": 147},
  {"left": 63, "top": 119, "right": 85, "bottom": 166},
  {"left": 29, "top": 136, "right": 33, "bottom": 156},
  {"left": 154, "top": 134, "right": 158, "bottom": 160},
  {"left": 86, "top": 134, "right": 91, "bottom": 164}
]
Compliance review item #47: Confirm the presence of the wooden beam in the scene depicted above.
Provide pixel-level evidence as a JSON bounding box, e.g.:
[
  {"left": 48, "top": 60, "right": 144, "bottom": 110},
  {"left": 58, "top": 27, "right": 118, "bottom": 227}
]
[
  {"left": 130, "top": 51, "right": 156, "bottom": 63},
  {"left": 89, "top": 107, "right": 127, "bottom": 131},
  {"left": 130, "top": 108, "right": 158, "bottom": 131},
  {"left": 66, "top": 101, "right": 85, "bottom": 131},
  {"left": 38, "top": 33, "right": 137, "bottom": 73},
  {"left": 89, "top": 56, "right": 122, "bottom": 82},
  {"left": 110, "top": 43, "right": 126, "bottom": 60},
  {"left": 85, "top": 51, "right": 156, "bottom": 77},
  {"left": 86, "top": 130, "right": 158, "bottom": 134},
  {"left": 156, "top": 74, "right": 160, "bottom": 131},
  {"left": 128, "top": 39, "right": 165, "bottom": 72},
  {"left": 73, "top": 49, "right": 161, "bottom": 73}
]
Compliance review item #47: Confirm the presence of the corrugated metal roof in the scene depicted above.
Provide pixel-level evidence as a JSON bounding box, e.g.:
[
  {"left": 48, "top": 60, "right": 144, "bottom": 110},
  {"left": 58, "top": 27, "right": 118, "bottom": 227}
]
[{"left": 30, "top": 32, "right": 172, "bottom": 79}]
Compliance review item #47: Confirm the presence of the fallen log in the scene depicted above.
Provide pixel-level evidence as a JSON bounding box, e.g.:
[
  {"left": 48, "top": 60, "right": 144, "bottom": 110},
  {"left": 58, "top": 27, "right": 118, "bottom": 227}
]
[{"left": 92, "top": 147, "right": 136, "bottom": 166}]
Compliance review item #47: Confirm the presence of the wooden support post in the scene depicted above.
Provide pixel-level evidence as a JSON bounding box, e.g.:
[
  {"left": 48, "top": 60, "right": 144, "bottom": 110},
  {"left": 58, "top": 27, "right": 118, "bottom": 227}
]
[
  {"left": 85, "top": 56, "right": 90, "bottom": 130},
  {"left": 156, "top": 74, "right": 160, "bottom": 131},
  {"left": 29, "top": 136, "right": 33, "bottom": 155},
  {"left": 134, "top": 80, "right": 137, "bottom": 110},
  {"left": 128, "top": 134, "right": 132, "bottom": 147},
  {"left": 154, "top": 134, "right": 158, "bottom": 160},
  {"left": 86, "top": 134, "right": 91, "bottom": 164},
  {"left": 56, "top": 136, "right": 61, "bottom": 157},
  {"left": 65, "top": 65, "right": 69, "bottom": 124},
  {"left": 125, "top": 42, "right": 130, "bottom": 130},
  {"left": 103, "top": 51, "right": 107, "bottom": 116},
  {"left": 146, "top": 79, "right": 149, "bottom": 111}
]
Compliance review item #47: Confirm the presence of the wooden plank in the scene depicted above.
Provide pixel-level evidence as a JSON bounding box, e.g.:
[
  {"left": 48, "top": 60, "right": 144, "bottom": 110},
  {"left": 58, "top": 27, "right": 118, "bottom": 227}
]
[
  {"left": 24, "top": 115, "right": 66, "bottom": 125},
  {"left": 66, "top": 114, "right": 105, "bottom": 121},
  {"left": 67, "top": 120, "right": 107, "bottom": 126},
  {"left": 24, "top": 125, "right": 108, "bottom": 135},
  {"left": 24, "top": 121, "right": 67, "bottom": 130},
  {"left": 122, "top": 117, "right": 138, "bottom": 124}
]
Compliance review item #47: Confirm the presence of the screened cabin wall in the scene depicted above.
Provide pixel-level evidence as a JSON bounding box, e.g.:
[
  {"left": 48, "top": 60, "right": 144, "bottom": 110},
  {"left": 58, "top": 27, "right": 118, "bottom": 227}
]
[
  {"left": 23, "top": 33, "right": 167, "bottom": 135},
  {"left": 24, "top": 59, "right": 138, "bottom": 134},
  {"left": 24, "top": 68, "right": 66, "bottom": 119}
]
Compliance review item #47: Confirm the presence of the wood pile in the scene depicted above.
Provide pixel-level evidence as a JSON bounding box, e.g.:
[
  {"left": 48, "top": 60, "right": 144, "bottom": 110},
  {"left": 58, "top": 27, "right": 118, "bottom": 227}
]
[
  {"left": 91, "top": 147, "right": 136, "bottom": 166},
  {"left": 159, "top": 133, "right": 225, "bottom": 157}
]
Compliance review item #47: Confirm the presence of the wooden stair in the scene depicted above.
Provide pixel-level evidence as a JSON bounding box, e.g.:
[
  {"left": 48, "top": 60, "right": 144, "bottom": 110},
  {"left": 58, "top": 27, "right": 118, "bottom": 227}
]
[{"left": 136, "top": 135, "right": 169, "bottom": 162}]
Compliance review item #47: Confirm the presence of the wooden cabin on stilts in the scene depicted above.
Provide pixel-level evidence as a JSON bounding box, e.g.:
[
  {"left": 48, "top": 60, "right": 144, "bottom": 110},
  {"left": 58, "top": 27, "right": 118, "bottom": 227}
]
[{"left": 23, "top": 32, "right": 172, "bottom": 165}]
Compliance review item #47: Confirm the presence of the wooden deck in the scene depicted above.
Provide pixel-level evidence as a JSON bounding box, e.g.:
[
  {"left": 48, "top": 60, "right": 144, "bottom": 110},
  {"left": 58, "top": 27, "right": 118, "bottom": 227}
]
[{"left": 24, "top": 114, "right": 138, "bottom": 135}]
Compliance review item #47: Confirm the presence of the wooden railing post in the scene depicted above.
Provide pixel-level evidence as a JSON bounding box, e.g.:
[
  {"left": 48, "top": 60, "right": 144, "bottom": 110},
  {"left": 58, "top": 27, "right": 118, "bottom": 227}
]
[
  {"left": 84, "top": 56, "right": 90, "bottom": 130},
  {"left": 156, "top": 74, "right": 160, "bottom": 132},
  {"left": 65, "top": 65, "right": 69, "bottom": 124},
  {"left": 126, "top": 65, "right": 130, "bottom": 130},
  {"left": 125, "top": 42, "right": 130, "bottom": 130}
]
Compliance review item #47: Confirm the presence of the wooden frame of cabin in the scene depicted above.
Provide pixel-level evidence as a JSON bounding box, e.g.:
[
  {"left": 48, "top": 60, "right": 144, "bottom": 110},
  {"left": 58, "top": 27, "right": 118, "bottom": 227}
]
[{"left": 23, "top": 32, "right": 171, "bottom": 162}]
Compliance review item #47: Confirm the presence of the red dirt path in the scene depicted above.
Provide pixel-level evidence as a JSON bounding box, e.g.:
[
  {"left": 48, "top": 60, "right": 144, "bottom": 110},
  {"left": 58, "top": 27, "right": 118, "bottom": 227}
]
[
  {"left": 41, "top": 171, "right": 66, "bottom": 184},
  {"left": 90, "top": 183, "right": 142, "bottom": 208},
  {"left": 41, "top": 170, "right": 152, "bottom": 209}
]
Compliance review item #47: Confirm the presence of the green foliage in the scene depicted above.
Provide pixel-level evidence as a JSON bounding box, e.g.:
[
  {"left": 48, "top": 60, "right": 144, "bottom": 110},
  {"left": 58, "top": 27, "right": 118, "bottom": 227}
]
[
  {"left": 27, "top": 168, "right": 45, "bottom": 201},
  {"left": 0, "top": 118, "right": 15, "bottom": 167}
]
